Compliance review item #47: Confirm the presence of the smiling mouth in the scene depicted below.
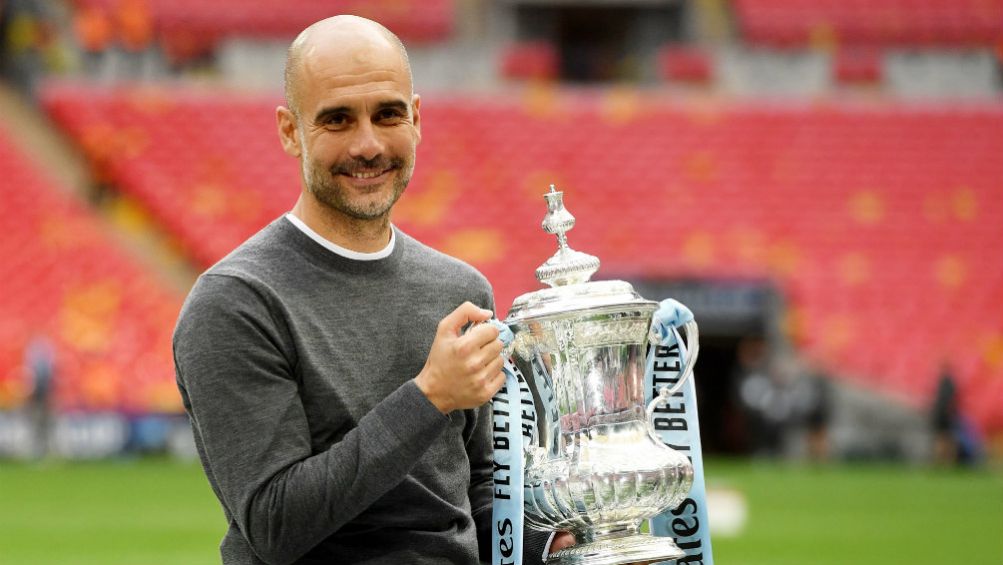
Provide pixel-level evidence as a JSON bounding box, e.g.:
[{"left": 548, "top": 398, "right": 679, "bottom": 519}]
[{"left": 345, "top": 169, "right": 391, "bottom": 179}]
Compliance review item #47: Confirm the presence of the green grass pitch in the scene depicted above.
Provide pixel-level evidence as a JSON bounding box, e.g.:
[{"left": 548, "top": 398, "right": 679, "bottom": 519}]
[{"left": 0, "top": 458, "right": 1000, "bottom": 564}]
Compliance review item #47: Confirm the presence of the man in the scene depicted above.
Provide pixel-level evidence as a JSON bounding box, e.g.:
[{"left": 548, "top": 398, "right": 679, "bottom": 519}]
[{"left": 173, "top": 15, "right": 560, "bottom": 565}]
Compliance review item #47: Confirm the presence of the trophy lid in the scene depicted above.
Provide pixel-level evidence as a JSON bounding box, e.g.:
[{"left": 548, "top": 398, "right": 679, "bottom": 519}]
[{"left": 505, "top": 186, "right": 656, "bottom": 324}]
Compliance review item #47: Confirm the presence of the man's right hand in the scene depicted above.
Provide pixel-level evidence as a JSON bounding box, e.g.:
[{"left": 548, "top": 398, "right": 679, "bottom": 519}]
[{"left": 415, "top": 302, "right": 506, "bottom": 414}]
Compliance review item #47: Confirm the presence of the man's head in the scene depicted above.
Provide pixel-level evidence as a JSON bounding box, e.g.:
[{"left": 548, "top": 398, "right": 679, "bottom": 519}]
[{"left": 277, "top": 16, "right": 420, "bottom": 223}]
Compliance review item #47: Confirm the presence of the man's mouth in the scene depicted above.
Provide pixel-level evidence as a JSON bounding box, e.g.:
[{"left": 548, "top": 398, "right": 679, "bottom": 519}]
[{"left": 346, "top": 169, "right": 391, "bottom": 179}]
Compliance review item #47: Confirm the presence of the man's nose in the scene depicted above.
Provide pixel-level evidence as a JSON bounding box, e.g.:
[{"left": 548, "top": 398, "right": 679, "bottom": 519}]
[{"left": 348, "top": 120, "right": 385, "bottom": 162}]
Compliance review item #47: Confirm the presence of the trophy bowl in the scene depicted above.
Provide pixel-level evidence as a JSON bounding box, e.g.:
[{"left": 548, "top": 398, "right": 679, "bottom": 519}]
[{"left": 502, "top": 187, "right": 697, "bottom": 565}]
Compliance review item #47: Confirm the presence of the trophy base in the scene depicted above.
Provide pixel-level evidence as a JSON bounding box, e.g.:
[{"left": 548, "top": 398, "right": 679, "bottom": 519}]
[{"left": 546, "top": 533, "right": 684, "bottom": 565}]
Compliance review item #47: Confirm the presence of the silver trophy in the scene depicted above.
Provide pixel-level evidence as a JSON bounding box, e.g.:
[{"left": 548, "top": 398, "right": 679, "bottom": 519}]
[{"left": 502, "top": 186, "right": 700, "bottom": 565}]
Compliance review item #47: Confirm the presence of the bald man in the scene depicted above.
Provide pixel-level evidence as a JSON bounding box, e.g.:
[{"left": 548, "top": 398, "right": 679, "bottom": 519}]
[{"left": 173, "top": 16, "right": 555, "bottom": 565}]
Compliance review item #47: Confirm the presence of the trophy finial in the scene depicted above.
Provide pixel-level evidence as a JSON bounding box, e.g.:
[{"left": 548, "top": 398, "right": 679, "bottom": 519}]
[{"left": 535, "top": 185, "right": 600, "bottom": 287}]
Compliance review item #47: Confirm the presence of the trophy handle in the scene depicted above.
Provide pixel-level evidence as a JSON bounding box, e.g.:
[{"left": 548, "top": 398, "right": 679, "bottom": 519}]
[{"left": 646, "top": 318, "right": 700, "bottom": 418}]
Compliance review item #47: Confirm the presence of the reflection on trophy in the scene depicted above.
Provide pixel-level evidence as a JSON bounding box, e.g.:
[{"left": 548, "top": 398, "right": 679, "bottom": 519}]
[{"left": 502, "top": 186, "right": 700, "bottom": 565}]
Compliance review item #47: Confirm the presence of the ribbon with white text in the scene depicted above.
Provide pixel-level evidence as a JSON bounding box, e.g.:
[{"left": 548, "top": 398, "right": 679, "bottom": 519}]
[
  {"left": 491, "top": 321, "right": 525, "bottom": 565},
  {"left": 645, "top": 299, "right": 714, "bottom": 565}
]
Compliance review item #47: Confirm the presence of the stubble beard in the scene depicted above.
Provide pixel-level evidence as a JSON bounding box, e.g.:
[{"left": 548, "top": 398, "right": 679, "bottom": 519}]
[{"left": 303, "top": 155, "right": 413, "bottom": 222}]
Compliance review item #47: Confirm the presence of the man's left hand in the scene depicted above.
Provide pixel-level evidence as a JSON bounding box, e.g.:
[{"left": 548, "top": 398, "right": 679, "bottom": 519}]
[{"left": 549, "top": 531, "right": 576, "bottom": 554}]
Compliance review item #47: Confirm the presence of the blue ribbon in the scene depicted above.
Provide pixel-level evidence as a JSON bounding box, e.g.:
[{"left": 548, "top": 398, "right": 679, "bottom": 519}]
[
  {"left": 646, "top": 299, "right": 714, "bottom": 565},
  {"left": 490, "top": 320, "right": 526, "bottom": 565}
]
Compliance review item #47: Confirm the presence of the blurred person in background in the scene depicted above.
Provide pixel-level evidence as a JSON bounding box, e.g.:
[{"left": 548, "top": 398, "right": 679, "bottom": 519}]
[
  {"left": 738, "top": 346, "right": 832, "bottom": 460},
  {"left": 729, "top": 335, "right": 767, "bottom": 453},
  {"left": 72, "top": 2, "right": 112, "bottom": 77},
  {"left": 931, "top": 363, "right": 984, "bottom": 466},
  {"left": 24, "top": 334, "right": 56, "bottom": 459},
  {"left": 173, "top": 15, "right": 574, "bottom": 565},
  {"left": 802, "top": 360, "right": 833, "bottom": 462},
  {"left": 733, "top": 335, "right": 786, "bottom": 456},
  {"left": 931, "top": 367, "right": 959, "bottom": 465},
  {"left": 738, "top": 353, "right": 790, "bottom": 457},
  {"left": 0, "top": 0, "right": 55, "bottom": 97},
  {"left": 113, "top": 0, "right": 152, "bottom": 77}
]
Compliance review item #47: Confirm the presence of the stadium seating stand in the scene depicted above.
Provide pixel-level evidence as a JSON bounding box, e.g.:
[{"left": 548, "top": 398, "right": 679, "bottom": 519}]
[{"left": 40, "top": 83, "right": 1003, "bottom": 433}]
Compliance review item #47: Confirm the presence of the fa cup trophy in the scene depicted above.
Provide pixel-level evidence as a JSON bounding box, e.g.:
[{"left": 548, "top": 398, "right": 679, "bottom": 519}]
[{"left": 500, "top": 186, "right": 700, "bottom": 565}]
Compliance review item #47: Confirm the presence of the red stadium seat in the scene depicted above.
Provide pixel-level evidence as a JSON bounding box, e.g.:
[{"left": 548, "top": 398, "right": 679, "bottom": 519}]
[
  {"left": 500, "top": 41, "right": 560, "bottom": 82},
  {"left": 657, "top": 45, "right": 714, "bottom": 83}
]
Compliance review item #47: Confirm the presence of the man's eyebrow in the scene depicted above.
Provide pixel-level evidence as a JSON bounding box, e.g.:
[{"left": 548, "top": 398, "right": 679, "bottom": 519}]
[{"left": 375, "top": 100, "right": 409, "bottom": 114}]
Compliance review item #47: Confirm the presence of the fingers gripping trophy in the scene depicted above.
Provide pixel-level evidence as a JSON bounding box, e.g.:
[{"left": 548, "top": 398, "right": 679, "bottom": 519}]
[{"left": 496, "top": 186, "right": 701, "bottom": 565}]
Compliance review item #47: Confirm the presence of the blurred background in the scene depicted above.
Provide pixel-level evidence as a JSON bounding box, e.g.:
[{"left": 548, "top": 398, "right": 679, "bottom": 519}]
[{"left": 0, "top": 0, "right": 1001, "bottom": 563}]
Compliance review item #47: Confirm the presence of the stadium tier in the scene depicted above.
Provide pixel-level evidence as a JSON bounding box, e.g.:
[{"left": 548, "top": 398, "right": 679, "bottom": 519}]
[
  {"left": 0, "top": 124, "right": 183, "bottom": 414},
  {"left": 73, "top": 0, "right": 454, "bottom": 62},
  {"left": 734, "top": 0, "right": 1003, "bottom": 46},
  {"left": 41, "top": 84, "right": 1003, "bottom": 433}
]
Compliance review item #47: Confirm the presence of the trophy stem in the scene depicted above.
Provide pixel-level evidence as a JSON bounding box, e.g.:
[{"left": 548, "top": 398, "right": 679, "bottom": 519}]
[
  {"left": 547, "top": 523, "right": 685, "bottom": 565},
  {"left": 579, "top": 522, "right": 639, "bottom": 543},
  {"left": 556, "top": 232, "right": 569, "bottom": 250}
]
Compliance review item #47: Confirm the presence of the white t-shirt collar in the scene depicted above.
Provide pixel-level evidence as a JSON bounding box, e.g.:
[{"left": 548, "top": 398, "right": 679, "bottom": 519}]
[{"left": 284, "top": 213, "right": 395, "bottom": 261}]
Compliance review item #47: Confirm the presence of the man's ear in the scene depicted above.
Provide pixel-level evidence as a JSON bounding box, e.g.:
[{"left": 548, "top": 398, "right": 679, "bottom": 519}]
[
  {"left": 276, "top": 106, "right": 301, "bottom": 158},
  {"left": 411, "top": 94, "right": 421, "bottom": 143}
]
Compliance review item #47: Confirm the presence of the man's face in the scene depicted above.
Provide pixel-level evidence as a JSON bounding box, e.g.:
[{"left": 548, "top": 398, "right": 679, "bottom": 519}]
[{"left": 288, "top": 40, "right": 420, "bottom": 221}]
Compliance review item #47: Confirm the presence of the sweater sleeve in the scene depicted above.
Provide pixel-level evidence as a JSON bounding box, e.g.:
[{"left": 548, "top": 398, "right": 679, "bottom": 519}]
[
  {"left": 173, "top": 274, "right": 450, "bottom": 565},
  {"left": 467, "top": 403, "right": 494, "bottom": 563}
]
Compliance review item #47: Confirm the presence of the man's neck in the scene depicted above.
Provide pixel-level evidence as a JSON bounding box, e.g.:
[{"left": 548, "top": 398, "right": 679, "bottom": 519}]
[{"left": 290, "top": 196, "right": 392, "bottom": 253}]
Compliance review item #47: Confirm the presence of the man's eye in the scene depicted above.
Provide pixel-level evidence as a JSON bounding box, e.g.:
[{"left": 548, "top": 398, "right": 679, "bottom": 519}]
[
  {"left": 325, "top": 115, "right": 348, "bottom": 126},
  {"left": 377, "top": 110, "right": 404, "bottom": 123}
]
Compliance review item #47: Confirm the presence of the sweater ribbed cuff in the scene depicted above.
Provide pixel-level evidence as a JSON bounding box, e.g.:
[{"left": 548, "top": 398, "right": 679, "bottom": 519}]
[{"left": 370, "top": 380, "right": 451, "bottom": 450}]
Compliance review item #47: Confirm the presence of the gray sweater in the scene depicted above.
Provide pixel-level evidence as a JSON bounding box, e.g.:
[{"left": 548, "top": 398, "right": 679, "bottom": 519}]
[{"left": 174, "top": 218, "right": 544, "bottom": 564}]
